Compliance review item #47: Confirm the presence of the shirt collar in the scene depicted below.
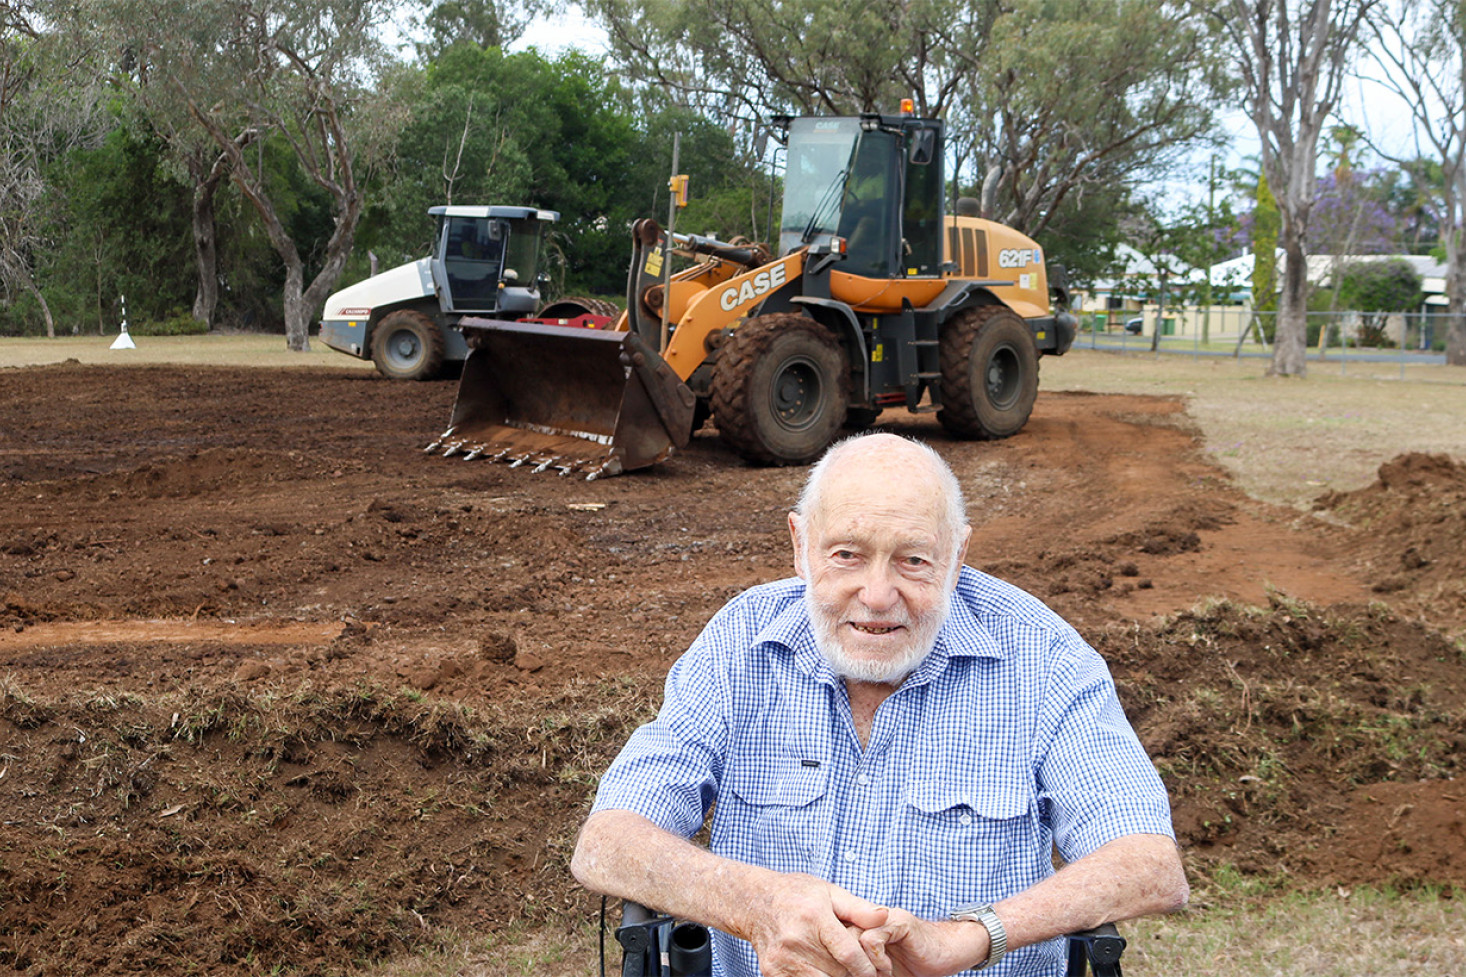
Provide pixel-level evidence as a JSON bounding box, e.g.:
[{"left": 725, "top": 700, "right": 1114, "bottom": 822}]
[{"left": 752, "top": 572, "right": 1006, "bottom": 686}]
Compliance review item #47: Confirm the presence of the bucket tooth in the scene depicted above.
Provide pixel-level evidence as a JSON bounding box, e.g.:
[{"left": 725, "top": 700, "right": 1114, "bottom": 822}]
[
  {"left": 508, "top": 454, "right": 531, "bottom": 468},
  {"left": 462, "top": 446, "right": 484, "bottom": 461},
  {"left": 532, "top": 456, "right": 559, "bottom": 473},
  {"left": 442, "top": 441, "right": 465, "bottom": 458}
]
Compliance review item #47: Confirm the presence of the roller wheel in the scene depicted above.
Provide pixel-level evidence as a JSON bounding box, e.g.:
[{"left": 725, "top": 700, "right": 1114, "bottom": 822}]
[
  {"left": 371, "top": 309, "right": 446, "bottom": 381},
  {"left": 937, "top": 305, "right": 1038, "bottom": 440},
  {"left": 536, "top": 296, "right": 618, "bottom": 321},
  {"left": 710, "top": 313, "right": 848, "bottom": 466}
]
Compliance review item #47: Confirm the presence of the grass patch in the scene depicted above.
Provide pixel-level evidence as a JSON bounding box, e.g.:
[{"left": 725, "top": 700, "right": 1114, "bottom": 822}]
[
  {"left": 0, "top": 333, "right": 375, "bottom": 371},
  {"left": 1042, "top": 349, "right": 1466, "bottom": 507},
  {"left": 357, "top": 919, "right": 603, "bottom": 977},
  {"left": 1126, "top": 885, "right": 1463, "bottom": 976}
]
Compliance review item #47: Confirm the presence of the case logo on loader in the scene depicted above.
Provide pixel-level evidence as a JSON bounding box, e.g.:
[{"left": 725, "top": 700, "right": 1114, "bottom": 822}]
[
  {"left": 718, "top": 262, "right": 789, "bottom": 311},
  {"left": 998, "top": 247, "right": 1040, "bottom": 269}
]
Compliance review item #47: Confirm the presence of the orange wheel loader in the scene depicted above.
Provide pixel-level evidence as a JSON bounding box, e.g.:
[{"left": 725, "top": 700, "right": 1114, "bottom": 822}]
[{"left": 429, "top": 108, "right": 1077, "bottom": 478}]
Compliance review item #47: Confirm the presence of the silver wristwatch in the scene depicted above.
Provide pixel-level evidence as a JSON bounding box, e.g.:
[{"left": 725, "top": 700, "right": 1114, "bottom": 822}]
[{"left": 949, "top": 902, "right": 1007, "bottom": 970}]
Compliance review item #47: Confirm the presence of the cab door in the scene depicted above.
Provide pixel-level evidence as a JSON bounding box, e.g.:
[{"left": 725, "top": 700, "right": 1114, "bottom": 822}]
[{"left": 432, "top": 216, "right": 507, "bottom": 313}]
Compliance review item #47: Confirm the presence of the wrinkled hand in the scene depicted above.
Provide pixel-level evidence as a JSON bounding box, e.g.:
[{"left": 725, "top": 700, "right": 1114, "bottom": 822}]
[
  {"left": 744, "top": 874, "right": 891, "bottom": 977},
  {"left": 859, "top": 908, "right": 988, "bottom": 977}
]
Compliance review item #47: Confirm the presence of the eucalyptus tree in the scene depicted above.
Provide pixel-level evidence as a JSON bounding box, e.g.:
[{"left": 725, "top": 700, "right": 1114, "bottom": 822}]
[
  {"left": 1363, "top": 0, "right": 1466, "bottom": 364},
  {"left": 959, "top": 0, "right": 1232, "bottom": 240},
  {"left": 94, "top": 0, "right": 408, "bottom": 350},
  {"left": 0, "top": 3, "right": 109, "bottom": 337},
  {"left": 413, "top": 0, "right": 554, "bottom": 52},
  {"left": 584, "top": 0, "right": 1001, "bottom": 123},
  {"left": 1212, "top": 0, "right": 1380, "bottom": 376}
]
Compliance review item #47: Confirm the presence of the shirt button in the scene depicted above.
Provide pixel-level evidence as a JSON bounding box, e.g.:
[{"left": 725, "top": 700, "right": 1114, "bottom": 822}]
[
  {"left": 843, "top": 850, "right": 858, "bottom": 862},
  {"left": 959, "top": 814, "right": 973, "bottom": 825},
  {"left": 858, "top": 774, "right": 871, "bottom": 786}
]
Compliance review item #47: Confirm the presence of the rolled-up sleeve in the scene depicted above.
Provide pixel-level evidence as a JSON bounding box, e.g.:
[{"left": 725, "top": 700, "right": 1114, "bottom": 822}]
[
  {"left": 590, "top": 623, "right": 732, "bottom": 838},
  {"left": 1033, "top": 632, "right": 1176, "bottom": 861}
]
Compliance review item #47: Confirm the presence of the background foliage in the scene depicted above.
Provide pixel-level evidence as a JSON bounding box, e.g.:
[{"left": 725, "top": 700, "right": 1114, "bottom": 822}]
[{"left": 0, "top": 0, "right": 1455, "bottom": 339}]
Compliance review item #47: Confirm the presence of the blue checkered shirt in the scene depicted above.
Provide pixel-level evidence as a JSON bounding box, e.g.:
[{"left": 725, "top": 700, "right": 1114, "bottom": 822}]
[{"left": 591, "top": 567, "right": 1175, "bottom": 976}]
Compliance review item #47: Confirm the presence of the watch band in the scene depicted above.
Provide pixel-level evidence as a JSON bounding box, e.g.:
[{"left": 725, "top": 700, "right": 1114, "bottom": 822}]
[{"left": 949, "top": 902, "right": 1007, "bottom": 970}]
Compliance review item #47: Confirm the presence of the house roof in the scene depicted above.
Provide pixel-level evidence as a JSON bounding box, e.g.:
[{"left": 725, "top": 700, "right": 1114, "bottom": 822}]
[
  {"left": 1089, "top": 244, "right": 1207, "bottom": 293},
  {"left": 1208, "top": 252, "right": 1446, "bottom": 293}
]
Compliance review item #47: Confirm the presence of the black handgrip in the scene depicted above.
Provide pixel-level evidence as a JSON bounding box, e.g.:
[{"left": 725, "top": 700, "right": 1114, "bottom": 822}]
[{"left": 669, "top": 921, "right": 712, "bottom": 976}]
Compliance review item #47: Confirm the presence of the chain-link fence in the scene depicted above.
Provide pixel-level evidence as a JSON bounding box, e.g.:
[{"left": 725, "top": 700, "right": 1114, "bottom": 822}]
[{"left": 1078, "top": 307, "right": 1461, "bottom": 370}]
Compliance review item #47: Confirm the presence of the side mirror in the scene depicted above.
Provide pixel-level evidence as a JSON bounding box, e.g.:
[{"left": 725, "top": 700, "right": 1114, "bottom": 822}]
[{"left": 909, "top": 128, "right": 936, "bottom": 165}]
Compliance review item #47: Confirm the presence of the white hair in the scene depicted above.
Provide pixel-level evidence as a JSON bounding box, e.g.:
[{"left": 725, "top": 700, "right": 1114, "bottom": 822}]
[{"left": 794, "top": 433, "right": 969, "bottom": 546}]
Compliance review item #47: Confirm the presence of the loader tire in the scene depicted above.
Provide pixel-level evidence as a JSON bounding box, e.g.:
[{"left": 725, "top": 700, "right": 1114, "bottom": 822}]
[
  {"left": 937, "top": 305, "right": 1038, "bottom": 440},
  {"left": 372, "top": 309, "right": 446, "bottom": 381},
  {"left": 711, "top": 314, "right": 848, "bottom": 466}
]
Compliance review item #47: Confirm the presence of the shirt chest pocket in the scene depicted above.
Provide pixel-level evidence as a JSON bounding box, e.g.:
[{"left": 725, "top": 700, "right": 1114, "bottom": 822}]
[
  {"left": 904, "top": 780, "right": 1038, "bottom": 897},
  {"left": 719, "top": 763, "right": 829, "bottom": 876}
]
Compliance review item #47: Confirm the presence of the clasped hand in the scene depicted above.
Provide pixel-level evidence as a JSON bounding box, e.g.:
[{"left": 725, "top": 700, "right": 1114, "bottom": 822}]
[{"left": 748, "top": 878, "right": 989, "bottom": 977}]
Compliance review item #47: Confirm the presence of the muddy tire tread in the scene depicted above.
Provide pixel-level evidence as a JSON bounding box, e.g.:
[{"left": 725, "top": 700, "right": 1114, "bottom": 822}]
[
  {"left": 371, "top": 309, "right": 446, "bottom": 381},
  {"left": 710, "top": 313, "right": 849, "bottom": 466},
  {"left": 937, "top": 304, "right": 1039, "bottom": 440}
]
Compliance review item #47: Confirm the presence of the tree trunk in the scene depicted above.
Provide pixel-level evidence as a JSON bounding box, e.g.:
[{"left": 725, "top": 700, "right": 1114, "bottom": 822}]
[
  {"left": 227, "top": 170, "right": 312, "bottom": 352},
  {"left": 1269, "top": 227, "right": 1309, "bottom": 377},
  {"left": 20, "top": 273, "right": 55, "bottom": 338},
  {"left": 1446, "top": 222, "right": 1466, "bottom": 366},
  {"left": 1448, "top": 319, "right": 1466, "bottom": 365},
  {"left": 299, "top": 225, "right": 355, "bottom": 346},
  {"left": 281, "top": 253, "right": 310, "bottom": 352},
  {"left": 190, "top": 181, "right": 220, "bottom": 328}
]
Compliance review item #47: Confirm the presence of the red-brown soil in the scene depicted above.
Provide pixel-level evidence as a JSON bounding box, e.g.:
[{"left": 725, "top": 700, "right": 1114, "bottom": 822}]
[{"left": 1, "top": 362, "right": 1462, "bottom": 975}]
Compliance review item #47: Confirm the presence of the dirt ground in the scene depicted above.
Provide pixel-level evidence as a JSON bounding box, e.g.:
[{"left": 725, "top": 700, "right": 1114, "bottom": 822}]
[{"left": 1, "top": 361, "right": 1463, "bottom": 976}]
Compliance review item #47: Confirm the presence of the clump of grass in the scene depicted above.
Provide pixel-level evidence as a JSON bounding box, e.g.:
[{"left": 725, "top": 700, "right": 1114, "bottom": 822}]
[
  {"left": 1126, "top": 884, "right": 1462, "bottom": 977},
  {"left": 0, "top": 674, "right": 50, "bottom": 728}
]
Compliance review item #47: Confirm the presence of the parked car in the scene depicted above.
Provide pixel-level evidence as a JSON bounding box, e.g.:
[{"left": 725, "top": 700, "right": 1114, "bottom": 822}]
[{"left": 1124, "top": 316, "right": 1144, "bottom": 334}]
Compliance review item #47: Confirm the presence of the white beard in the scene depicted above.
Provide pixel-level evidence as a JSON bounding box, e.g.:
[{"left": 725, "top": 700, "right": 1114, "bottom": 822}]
[{"left": 804, "top": 583, "right": 955, "bottom": 685}]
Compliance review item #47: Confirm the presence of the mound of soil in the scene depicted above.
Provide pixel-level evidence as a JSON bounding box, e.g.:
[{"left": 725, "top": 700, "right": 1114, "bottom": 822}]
[
  {"left": 1315, "top": 452, "right": 1466, "bottom": 633},
  {"left": 1097, "top": 597, "right": 1466, "bottom": 887},
  {"left": 1, "top": 363, "right": 1462, "bottom": 975}
]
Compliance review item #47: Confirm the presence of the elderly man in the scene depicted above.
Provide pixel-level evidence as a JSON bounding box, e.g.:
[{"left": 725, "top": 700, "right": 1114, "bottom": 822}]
[{"left": 572, "top": 433, "right": 1187, "bottom": 976}]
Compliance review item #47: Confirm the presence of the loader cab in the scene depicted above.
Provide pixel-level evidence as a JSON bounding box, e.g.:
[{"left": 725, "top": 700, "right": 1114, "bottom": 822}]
[
  {"left": 777, "top": 114, "right": 944, "bottom": 279},
  {"left": 428, "top": 205, "right": 558, "bottom": 317}
]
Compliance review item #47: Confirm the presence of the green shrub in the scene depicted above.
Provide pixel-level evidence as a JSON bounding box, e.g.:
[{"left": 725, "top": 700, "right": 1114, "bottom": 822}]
[{"left": 130, "top": 309, "right": 208, "bottom": 336}]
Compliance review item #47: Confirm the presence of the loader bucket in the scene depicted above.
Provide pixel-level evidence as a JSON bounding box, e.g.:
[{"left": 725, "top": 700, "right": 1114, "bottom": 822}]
[{"left": 428, "top": 318, "right": 696, "bottom": 479}]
